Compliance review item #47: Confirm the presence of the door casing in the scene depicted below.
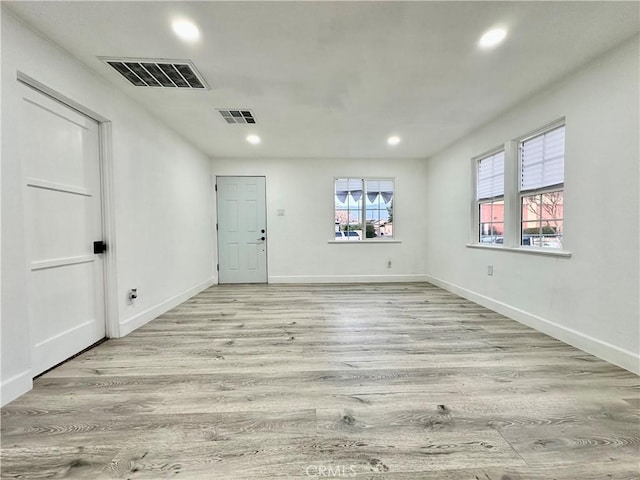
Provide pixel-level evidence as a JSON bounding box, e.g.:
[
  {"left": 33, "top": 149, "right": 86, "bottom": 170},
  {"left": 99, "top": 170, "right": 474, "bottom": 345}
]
[
  {"left": 17, "top": 72, "right": 119, "bottom": 357},
  {"left": 216, "top": 176, "right": 268, "bottom": 284}
]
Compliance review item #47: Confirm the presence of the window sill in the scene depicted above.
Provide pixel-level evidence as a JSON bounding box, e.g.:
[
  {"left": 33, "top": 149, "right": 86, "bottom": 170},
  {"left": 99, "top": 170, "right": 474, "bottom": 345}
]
[
  {"left": 328, "top": 240, "right": 402, "bottom": 244},
  {"left": 466, "top": 243, "right": 571, "bottom": 258}
]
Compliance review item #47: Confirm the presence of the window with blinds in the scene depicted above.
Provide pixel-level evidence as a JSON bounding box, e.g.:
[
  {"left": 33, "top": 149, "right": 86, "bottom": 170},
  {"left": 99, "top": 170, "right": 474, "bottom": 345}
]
[
  {"left": 520, "top": 125, "right": 565, "bottom": 192},
  {"left": 477, "top": 151, "right": 505, "bottom": 244},
  {"left": 477, "top": 151, "right": 505, "bottom": 200},
  {"left": 519, "top": 124, "right": 565, "bottom": 248},
  {"left": 334, "top": 178, "right": 394, "bottom": 241}
]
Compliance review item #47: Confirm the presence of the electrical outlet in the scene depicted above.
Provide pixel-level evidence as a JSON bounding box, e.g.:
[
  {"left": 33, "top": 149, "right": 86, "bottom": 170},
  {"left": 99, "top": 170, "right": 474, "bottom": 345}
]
[{"left": 487, "top": 265, "right": 494, "bottom": 276}]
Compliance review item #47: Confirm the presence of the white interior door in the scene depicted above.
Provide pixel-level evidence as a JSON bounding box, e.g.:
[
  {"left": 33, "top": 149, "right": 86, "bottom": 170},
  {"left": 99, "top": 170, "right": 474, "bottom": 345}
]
[
  {"left": 217, "top": 176, "right": 267, "bottom": 283},
  {"left": 20, "top": 84, "right": 106, "bottom": 376}
]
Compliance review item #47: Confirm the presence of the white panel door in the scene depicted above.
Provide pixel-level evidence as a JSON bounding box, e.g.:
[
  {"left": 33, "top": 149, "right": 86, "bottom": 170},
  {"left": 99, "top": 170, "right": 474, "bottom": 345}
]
[
  {"left": 20, "top": 84, "right": 106, "bottom": 376},
  {"left": 217, "top": 176, "right": 267, "bottom": 283}
]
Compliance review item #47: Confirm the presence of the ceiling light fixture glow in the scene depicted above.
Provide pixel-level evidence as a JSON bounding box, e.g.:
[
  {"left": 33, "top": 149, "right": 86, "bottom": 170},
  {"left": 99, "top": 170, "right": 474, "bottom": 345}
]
[
  {"left": 387, "top": 136, "right": 401, "bottom": 146},
  {"left": 246, "top": 134, "right": 261, "bottom": 145},
  {"left": 172, "top": 19, "right": 200, "bottom": 43},
  {"left": 479, "top": 28, "right": 507, "bottom": 49}
]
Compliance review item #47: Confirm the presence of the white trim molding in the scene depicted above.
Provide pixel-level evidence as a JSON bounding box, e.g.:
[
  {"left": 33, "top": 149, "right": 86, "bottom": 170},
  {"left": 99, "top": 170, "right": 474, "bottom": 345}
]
[
  {"left": 99, "top": 121, "right": 119, "bottom": 339},
  {"left": 425, "top": 274, "right": 639, "bottom": 375},
  {"left": 269, "top": 274, "right": 429, "bottom": 284},
  {"left": 118, "top": 277, "right": 215, "bottom": 337},
  {"left": 466, "top": 243, "right": 572, "bottom": 258},
  {"left": 1, "top": 370, "right": 33, "bottom": 407},
  {"left": 17, "top": 71, "right": 110, "bottom": 122},
  {"left": 328, "top": 240, "right": 402, "bottom": 244}
]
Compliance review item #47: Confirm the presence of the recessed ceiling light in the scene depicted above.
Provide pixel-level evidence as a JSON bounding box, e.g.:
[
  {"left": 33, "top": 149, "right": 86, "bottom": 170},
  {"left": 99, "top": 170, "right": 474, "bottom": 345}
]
[
  {"left": 246, "top": 134, "right": 261, "bottom": 145},
  {"left": 479, "top": 28, "right": 507, "bottom": 49},
  {"left": 172, "top": 19, "right": 200, "bottom": 43},
  {"left": 387, "top": 136, "right": 401, "bottom": 146}
]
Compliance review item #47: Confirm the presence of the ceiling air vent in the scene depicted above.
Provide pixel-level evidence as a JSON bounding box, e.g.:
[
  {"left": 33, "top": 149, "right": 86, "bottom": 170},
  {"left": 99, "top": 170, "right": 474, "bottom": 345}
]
[
  {"left": 218, "top": 109, "right": 256, "bottom": 124},
  {"left": 100, "top": 57, "right": 210, "bottom": 89}
]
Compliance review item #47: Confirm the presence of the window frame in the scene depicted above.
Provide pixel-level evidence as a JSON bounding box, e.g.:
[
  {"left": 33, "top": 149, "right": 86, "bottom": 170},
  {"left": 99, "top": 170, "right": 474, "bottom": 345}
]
[
  {"left": 474, "top": 148, "right": 506, "bottom": 245},
  {"left": 517, "top": 122, "right": 565, "bottom": 249},
  {"left": 331, "top": 176, "right": 397, "bottom": 243},
  {"left": 468, "top": 118, "right": 570, "bottom": 257}
]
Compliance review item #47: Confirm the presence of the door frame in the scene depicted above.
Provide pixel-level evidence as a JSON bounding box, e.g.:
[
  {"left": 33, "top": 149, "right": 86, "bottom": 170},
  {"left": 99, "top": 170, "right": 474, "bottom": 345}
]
[
  {"left": 215, "top": 175, "right": 269, "bottom": 284},
  {"left": 17, "top": 72, "right": 120, "bottom": 339}
]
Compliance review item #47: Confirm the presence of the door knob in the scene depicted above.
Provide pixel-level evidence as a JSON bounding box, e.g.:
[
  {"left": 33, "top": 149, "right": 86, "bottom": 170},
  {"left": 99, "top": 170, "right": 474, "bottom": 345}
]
[
  {"left": 93, "top": 241, "right": 107, "bottom": 254},
  {"left": 258, "top": 236, "right": 265, "bottom": 241}
]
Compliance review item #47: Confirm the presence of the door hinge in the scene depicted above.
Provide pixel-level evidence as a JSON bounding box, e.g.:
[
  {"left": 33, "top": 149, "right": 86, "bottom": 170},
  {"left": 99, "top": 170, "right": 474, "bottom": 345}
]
[
  {"left": 214, "top": 184, "right": 217, "bottom": 191},
  {"left": 216, "top": 263, "right": 219, "bottom": 271},
  {"left": 216, "top": 223, "right": 218, "bottom": 231}
]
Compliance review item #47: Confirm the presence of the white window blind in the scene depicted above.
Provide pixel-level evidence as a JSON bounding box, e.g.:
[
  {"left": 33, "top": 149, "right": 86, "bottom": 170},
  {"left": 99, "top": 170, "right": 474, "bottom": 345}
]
[
  {"left": 477, "top": 151, "right": 505, "bottom": 200},
  {"left": 520, "top": 125, "right": 565, "bottom": 192}
]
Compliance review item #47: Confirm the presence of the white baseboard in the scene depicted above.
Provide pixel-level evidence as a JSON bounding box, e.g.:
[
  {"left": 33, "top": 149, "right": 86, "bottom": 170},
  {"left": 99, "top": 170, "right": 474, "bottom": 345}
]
[
  {"left": 269, "top": 274, "right": 430, "bottom": 284},
  {"left": 1, "top": 369, "right": 33, "bottom": 407},
  {"left": 425, "top": 274, "right": 640, "bottom": 375},
  {"left": 118, "top": 277, "right": 215, "bottom": 337}
]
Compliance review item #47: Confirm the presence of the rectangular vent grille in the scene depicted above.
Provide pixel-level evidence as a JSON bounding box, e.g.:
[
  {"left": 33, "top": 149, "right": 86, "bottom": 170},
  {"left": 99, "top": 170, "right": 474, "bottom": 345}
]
[
  {"left": 100, "top": 57, "right": 209, "bottom": 89},
  {"left": 218, "top": 109, "right": 256, "bottom": 124}
]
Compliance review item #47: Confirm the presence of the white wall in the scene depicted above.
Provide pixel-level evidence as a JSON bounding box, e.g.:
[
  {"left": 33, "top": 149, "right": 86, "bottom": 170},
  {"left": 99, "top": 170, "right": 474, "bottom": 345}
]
[
  {"left": 423, "top": 36, "right": 640, "bottom": 374},
  {"left": 2, "top": 7, "right": 636, "bottom": 410},
  {"left": 212, "top": 157, "right": 428, "bottom": 283},
  {"left": 1, "top": 9, "right": 215, "bottom": 405}
]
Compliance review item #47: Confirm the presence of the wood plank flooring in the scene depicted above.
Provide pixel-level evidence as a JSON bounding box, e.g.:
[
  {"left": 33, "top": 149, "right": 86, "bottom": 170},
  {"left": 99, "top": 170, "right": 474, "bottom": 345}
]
[{"left": 2, "top": 283, "right": 639, "bottom": 479}]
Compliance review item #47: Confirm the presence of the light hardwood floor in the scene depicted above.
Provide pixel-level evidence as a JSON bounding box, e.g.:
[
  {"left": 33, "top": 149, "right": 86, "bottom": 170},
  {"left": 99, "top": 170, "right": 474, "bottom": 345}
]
[{"left": 1, "top": 283, "right": 639, "bottom": 479}]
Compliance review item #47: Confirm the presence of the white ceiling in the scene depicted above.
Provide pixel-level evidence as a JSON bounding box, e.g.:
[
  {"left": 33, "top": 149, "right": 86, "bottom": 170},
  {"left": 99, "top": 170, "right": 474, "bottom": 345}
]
[{"left": 6, "top": 1, "right": 639, "bottom": 159}]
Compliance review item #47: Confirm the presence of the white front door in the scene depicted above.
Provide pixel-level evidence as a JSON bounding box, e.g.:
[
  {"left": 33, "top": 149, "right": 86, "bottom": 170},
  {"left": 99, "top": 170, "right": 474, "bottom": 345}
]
[
  {"left": 20, "top": 84, "right": 106, "bottom": 376},
  {"left": 216, "top": 176, "right": 267, "bottom": 283}
]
